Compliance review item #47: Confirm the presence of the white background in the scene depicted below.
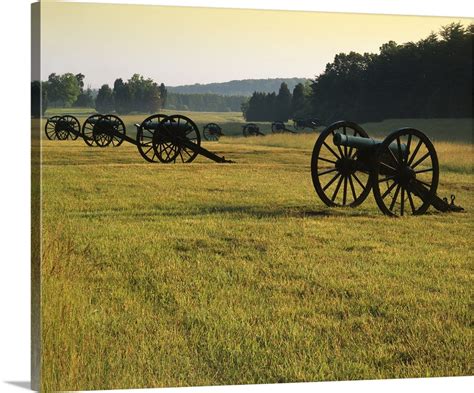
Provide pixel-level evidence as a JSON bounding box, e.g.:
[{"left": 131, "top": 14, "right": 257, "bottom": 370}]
[{"left": 0, "top": 1, "right": 472, "bottom": 392}]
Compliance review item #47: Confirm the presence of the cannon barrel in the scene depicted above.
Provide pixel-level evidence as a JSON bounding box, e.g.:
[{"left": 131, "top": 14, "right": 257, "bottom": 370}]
[
  {"left": 141, "top": 122, "right": 191, "bottom": 131},
  {"left": 88, "top": 118, "right": 121, "bottom": 127},
  {"left": 333, "top": 133, "right": 408, "bottom": 155}
]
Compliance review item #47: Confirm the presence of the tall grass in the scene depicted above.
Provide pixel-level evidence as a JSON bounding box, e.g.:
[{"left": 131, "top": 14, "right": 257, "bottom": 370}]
[{"left": 39, "top": 116, "right": 473, "bottom": 391}]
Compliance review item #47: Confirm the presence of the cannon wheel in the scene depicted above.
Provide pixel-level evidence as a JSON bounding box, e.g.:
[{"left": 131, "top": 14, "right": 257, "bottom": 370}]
[
  {"left": 372, "top": 128, "right": 439, "bottom": 216},
  {"left": 311, "top": 121, "right": 372, "bottom": 207},
  {"left": 44, "top": 116, "right": 61, "bottom": 140},
  {"left": 243, "top": 123, "right": 261, "bottom": 137},
  {"left": 58, "top": 115, "right": 80, "bottom": 140},
  {"left": 271, "top": 122, "right": 285, "bottom": 133},
  {"left": 136, "top": 114, "right": 169, "bottom": 163},
  {"left": 157, "top": 115, "right": 201, "bottom": 163},
  {"left": 203, "top": 123, "right": 222, "bottom": 141},
  {"left": 103, "top": 114, "right": 126, "bottom": 147},
  {"left": 82, "top": 114, "right": 102, "bottom": 146}
]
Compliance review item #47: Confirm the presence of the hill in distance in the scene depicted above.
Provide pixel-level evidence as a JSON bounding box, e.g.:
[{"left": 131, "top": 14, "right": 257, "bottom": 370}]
[{"left": 168, "top": 78, "right": 310, "bottom": 97}]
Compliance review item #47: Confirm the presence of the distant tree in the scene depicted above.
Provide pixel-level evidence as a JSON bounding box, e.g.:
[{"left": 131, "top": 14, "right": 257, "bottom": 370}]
[
  {"left": 113, "top": 78, "right": 132, "bottom": 114},
  {"left": 144, "top": 83, "right": 161, "bottom": 113},
  {"left": 127, "top": 74, "right": 162, "bottom": 113},
  {"left": 291, "top": 83, "right": 307, "bottom": 118},
  {"left": 46, "top": 73, "right": 61, "bottom": 105},
  {"left": 95, "top": 84, "right": 114, "bottom": 113},
  {"left": 275, "top": 82, "right": 292, "bottom": 121},
  {"left": 159, "top": 83, "right": 167, "bottom": 108},
  {"left": 47, "top": 73, "right": 81, "bottom": 107},
  {"left": 59, "top": 73, "right": 81, "bottom": 107},
  {"left": 73, "top": 88, "right": 94, "bottom": 108}
]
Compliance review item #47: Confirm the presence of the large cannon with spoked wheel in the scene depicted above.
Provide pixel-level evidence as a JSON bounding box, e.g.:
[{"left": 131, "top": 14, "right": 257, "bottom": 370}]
[
  {"left": 44, "top": 115, "right": 81, "bottom": 141},
  {"left": 135, "top": 114, "right": 232, "bottom": 163},
  {"left": 311, "top": 121, "right": 463, "bottom": 216},
  {"left": 81, "top": 114, "right": 126, "bottom": 147}
]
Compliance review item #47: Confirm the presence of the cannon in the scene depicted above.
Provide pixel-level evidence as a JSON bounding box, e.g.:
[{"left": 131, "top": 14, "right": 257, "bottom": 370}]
[
  {"left": 134, "top": 114, "right": 233, "bottom": 163},
  {"left": 203, "top": 123, "right": 224, "bottom": 141},
  {"left": 242, "top": 123, "right": 265, "bottom": 137},
  {"left": 81, "top": 114, "right": 126, "bottom": 147},
  {"left": 311, "top": 121, "right": 463, "bottom": 216},
  {"left": 293, "top": 118, "right": 321, "bottom": 131},
  {"left": 44, "top": 115, "right": 81, "bottom": 141},
  {"left": 271, "top": 121, "right": 297, "bottom": 134}
]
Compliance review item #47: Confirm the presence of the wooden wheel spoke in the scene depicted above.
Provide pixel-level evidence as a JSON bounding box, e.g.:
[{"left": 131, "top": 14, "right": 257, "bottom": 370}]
[
  {"left": 318, "top": 168, "right": 338, "bottom": 176},
  {"left": 411, "top": 152, "right": 431, "bottom": 169},
  {"left": 387, "top": 146, "right": 400, "bottom": 166},
  {"left": 405, "top": 133, "right": 412, "bottom": 163},
  {"left": 396, "top": 137, "right": 403, "bottom": 163},
  {"left": 318, "top": 157, "right": 337, "bottom": 164},
  {"left": 343, "top": 176, "right": 348, "bottom": 205},
  {"left": 400, "top": 188, "right": 405, "bottom": 216},
  {"left": 407, "top": 139, "right": 422, "bottom": 166},
  {"left": 331, "top": 175, "right": 344, "bottom": 202},
  {"left": 414, "top": 178, "right": 432, "bottom": 188},
  {"left": 407, "top": 191, "right": 416, "bottom": 214},
  {"left": 348, "top": 175, "right": 357, "bottom": 201},
  {"left": 389, "top": 184, "right": 401, "bottom": 211},
  {"left": 378, "top": 175, "right": 396, "bottom": 183},
  {"left": 324, "top": 141, "right": 341, "bottom": 160},
  {"left": 323, "top": 173, "right": 340, "bottom": 192},
  {"left": 381, "top": 181, "right": 397, "bottom": 199},
  {"left": 380, "top": 162, "right": 397, "bottom": 173},
  {"left": 352, "top": 173, "right": 365, "bottom": 190},
  {"left": 415, "top": 167, "right": 433, "bottom": 174}
]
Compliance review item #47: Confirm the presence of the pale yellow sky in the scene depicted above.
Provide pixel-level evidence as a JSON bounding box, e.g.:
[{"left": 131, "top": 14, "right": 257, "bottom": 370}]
[{"left": 40, "top": 2, "right": 471, "bottom": 88}]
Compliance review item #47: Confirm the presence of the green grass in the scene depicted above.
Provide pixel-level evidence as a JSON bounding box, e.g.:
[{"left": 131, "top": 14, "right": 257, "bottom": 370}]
[{"left": 38, "top": 114, "right": 473, "bottom": 391}]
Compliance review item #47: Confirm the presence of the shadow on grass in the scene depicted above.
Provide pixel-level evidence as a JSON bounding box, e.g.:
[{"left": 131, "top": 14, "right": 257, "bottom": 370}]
[{"left": 72, "top": 204, "right": 380, "bottom": 220}]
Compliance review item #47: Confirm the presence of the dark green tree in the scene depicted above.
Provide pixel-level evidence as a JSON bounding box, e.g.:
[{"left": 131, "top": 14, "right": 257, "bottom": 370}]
[
  {"left": 113, "top": 78, "right": 132, "bottom": 114},
  {"left": 159, "top": 83, "right": 167, "bottom": 108},
  {"left": 275, "top": 82, "right": 292, "bottom": 121},
  {"left": 95, "top": 84, "right": 114, "bottom": 113}
]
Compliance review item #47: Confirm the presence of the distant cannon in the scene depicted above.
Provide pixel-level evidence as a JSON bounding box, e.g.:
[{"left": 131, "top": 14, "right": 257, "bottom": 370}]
[
  {"left": 82, "top": 114, "right": 126, "bottom": 147},
  {"left": 311, "top": 120, "right": 463, "bottom": 216},
  {"left": 293, "top": 118, "right": 321, "bottom": 131},
  {"left": 242, "top": 123, "right": 265, "bottom": 137},
  {"left": 271, "top": 121, "right": 297, "bottom": 134},
  {"left": 203, "top": 123, "right": 224, "bottom": 141},
  {"left": 44, "top": 115, "right": 81, "bottom": 141}
]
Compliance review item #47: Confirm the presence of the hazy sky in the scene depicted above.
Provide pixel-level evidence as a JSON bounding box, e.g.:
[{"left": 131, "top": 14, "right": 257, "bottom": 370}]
[{"left": 40, "top": 2, "right": 471, "bottom": 88}]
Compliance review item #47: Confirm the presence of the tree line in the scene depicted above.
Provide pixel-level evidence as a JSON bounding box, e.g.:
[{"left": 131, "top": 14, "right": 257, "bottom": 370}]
[
  {"left": 31, "top": 73, "right": 167, "bottom": 116},
  {"left": 242, "top": 23, "right": 473, "bottom": 123},
  {"left": 242, "top": 82, "right": 312, "bottom": 122},
  {"left": 166, "top": 93, "right": 245, "bottom": 112},
  {"left": 31, "top": 73, "right": 246, "bottom": 116}
]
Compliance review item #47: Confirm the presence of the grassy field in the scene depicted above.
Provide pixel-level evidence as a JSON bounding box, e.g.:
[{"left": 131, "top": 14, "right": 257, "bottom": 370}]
[{"left": 38, "top": 112, "right": 473, "bottom": 391}]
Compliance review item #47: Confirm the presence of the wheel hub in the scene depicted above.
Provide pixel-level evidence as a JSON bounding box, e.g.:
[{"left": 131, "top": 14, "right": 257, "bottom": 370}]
[
  {"left": 397, "top": 165, "right": 416, "bottom": 186},
  {"left": 336, "top": 157, "right": 357, "bottom": 176}
]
